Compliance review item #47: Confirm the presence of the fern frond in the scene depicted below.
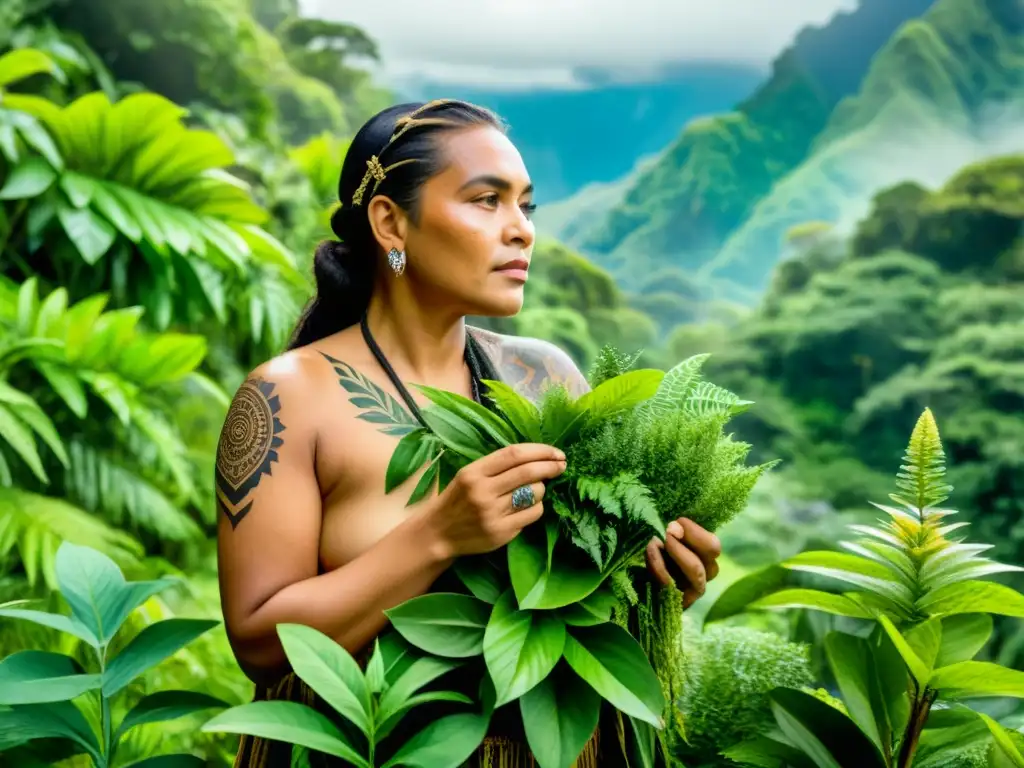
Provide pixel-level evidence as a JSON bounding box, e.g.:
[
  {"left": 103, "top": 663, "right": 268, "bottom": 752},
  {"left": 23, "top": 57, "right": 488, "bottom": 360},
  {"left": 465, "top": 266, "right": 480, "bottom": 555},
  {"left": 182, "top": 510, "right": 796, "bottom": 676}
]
[
  {"left": 614, "top": 474, "right": 664, "bottom": 538},
  {"left": 577, "top": 476, "right": 623, "bottom": 519},
  {"left": 588, "top": 345, "right": 641, "bottom": 388},
  {"left": 0, "top": 487, "right": 141, "bottom": 587},
  {"left": 684, "top": 381, "right": 753, "bottom": 418},
  {"left": 891, "top": 407, "right": 952, "bottom": 514}
]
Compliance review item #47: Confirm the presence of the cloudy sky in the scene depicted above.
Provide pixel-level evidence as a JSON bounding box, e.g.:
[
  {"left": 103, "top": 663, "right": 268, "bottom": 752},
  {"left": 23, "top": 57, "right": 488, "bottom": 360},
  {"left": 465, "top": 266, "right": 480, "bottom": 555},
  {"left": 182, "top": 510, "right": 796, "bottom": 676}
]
[{"left": 300, "top": 0, "right": 859, "bottom": 89}]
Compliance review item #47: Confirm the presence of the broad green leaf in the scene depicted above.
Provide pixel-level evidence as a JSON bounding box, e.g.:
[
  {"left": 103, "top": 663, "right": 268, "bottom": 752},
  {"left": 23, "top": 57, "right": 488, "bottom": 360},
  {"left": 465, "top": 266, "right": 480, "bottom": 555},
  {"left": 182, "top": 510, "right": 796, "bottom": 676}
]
[
  {"left": 877, "top": 614, "right": 931, "bottom": 686},
  {"left": 0, "top": 401, "right": 47, "bottom": 482},
  {"left": 380, "top": 710, "right": 490, "bottom": 768},
  {"left": 768, "top": 688, "right": 887, "bottom": 768},
  {"left": 115, "top": 690, "right": 228, "bottom": 739},
  {"left": 978, "top": 713, "right": 1024, "bottom": 768},
  {"left": 562, "top": 624, "right": 663, "bottom": 728},
  {"left": 520, "top": 666, "right": 601, "bottom": 768},
  {"left": 479, "top": 379, "right": 542, "bottom": 441},
  {"left": 103, "top": 618, "right": 218, "bottom": 696},
  {"left": 0, "top": 701, "right": 100, "bottom": 762},
  {"left": 750, "top": 588, "right": 875, "bottom": 619},
  {"left": 276, "top": 624, "right": 371, "bottom": 735},
  {"left": 904, "top": 617, "right": 943, "bottom": 675},
  {"left": 483, "top": 590, "right": 566, "bottom": 706},
  {"left": 509, "top": 523, "right": 605, "bottom": 610},
  {"left": 453, "top": 554, "right": 505, "bottom": 604},
  {"left": 378, "top": 631, "right": 417, "bottom": 686},
  {"left": 929, "top": 661, "right": 1024, "bottom": 699},
  {"left": 868, "top": 624, "right": 912, "bottom": 741},
  {"left": 0, "top": 48, "right": 58, "bottom": 88},
  {"left": 924, "top": 704, "right": 980, "bottom": 729},
  {"left": 385, "top": 593, "right": 490, "bottom": 658},
  {"left": 0, "top": 607, "right": 98, "bottom": 645},
  {"left": 202, "top": 701, "right": 367, "bottom": 766},
  {"left": 0, "top": 156, "right": 56, "bottom": 199},
  {"left": 645, "top": 353, "right": 708, "bottom": 417},
  {"left": 558, "top": 588, "right": 617, "bottom": 627},
  {"left": 575, "top": 369, "right": 664, "bottom": 422},
  {"left": 58, "top": 203, "right": 117, "bottom": 264},
  {"left": 823, "top": 633, "right": 883, "bottom": 750},
  {"left": 919, "top": 580, "right": 1024, "bottom": 618},
  {"left": 783, "top": 551, "right": 914, "bottom": 608},
  {"left": 624, "top": 714, "right": 657, "bottom": 768},
  {"left": 365, "top": 640, "right": 386, "bottom": 695},
  {"left": 722, "top": 736, "right": 817, "bottom": 768},
  {"left": 375, "top": 691, "right": 472, "bottom": 742},
  {"left": 915, "top": 719, "right": 994, "bottom": 768},
  {"left": 936, "top": 614, "right": 992, "bottom": 667},
  {"left": 0, "top": 650, "right": 100, "bottom": 705},
  {"left": 703, "top": 564, "right": 790, "bottom": 623}
]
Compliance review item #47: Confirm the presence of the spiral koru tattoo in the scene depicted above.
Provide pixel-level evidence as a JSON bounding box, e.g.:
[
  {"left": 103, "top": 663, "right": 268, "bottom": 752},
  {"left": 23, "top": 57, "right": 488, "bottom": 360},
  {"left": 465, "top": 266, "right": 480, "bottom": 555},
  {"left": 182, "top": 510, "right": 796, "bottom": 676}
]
[{"left": 215, "top": 377, "right": 286, "bottom": 529}]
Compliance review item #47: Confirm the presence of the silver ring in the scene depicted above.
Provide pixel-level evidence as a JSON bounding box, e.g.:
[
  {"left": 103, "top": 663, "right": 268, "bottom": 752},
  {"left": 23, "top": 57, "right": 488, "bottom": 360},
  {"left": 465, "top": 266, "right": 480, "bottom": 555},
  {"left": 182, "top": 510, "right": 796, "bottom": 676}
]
[{"left": 511, "top": 485, "right": 535, "bottom": 511}]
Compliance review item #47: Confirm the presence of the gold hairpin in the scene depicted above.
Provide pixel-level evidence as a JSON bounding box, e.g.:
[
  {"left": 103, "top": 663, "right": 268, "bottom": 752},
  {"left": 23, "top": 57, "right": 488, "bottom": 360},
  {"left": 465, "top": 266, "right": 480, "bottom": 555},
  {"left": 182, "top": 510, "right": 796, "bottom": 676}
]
[{"left": 349, "top": 100, "right": 461, "bottom": 208}]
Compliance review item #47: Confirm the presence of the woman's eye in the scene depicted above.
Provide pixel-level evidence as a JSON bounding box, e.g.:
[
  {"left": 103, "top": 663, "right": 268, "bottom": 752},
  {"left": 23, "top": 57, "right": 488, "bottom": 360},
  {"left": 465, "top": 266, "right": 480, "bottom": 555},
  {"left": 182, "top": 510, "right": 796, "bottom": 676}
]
[
  {"left": 476, "top": 193, "right": 500, "bottom": 208},
  {"left": 521, "top": 202, "right": 537, "bottom": 218}
]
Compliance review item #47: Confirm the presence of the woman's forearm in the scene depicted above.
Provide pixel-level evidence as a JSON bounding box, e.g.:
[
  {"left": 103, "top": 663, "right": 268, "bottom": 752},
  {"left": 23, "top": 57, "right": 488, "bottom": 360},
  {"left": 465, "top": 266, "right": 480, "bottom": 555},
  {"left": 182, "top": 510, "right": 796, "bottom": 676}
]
[{"left": 232, "top": 512, "right": 452, "bottom": 670}]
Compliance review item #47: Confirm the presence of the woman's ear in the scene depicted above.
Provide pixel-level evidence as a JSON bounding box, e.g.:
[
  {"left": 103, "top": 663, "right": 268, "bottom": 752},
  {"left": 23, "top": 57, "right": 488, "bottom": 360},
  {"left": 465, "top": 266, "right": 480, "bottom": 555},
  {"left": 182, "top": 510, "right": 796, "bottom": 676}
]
[{"left": 366, "top": 196, "right": 408, "bottom": 254}]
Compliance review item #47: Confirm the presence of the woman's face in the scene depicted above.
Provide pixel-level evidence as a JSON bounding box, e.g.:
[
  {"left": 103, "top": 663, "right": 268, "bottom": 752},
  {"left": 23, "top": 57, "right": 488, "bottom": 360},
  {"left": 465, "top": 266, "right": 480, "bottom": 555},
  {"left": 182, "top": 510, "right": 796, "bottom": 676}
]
[{"left": 401, "top": 125, "right": 536, "bottom": 317}]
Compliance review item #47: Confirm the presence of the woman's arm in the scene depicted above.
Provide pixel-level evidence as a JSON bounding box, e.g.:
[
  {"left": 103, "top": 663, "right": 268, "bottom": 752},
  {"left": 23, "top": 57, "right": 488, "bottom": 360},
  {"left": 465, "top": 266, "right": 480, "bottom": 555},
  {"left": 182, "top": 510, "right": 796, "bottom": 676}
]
[{"left": 215, "top": 355, "right": 452, "bottom": 680}]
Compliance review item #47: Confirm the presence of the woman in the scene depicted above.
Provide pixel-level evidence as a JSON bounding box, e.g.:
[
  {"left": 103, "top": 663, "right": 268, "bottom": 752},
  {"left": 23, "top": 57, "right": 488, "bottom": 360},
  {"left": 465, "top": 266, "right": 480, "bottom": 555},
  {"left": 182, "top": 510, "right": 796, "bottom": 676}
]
[{"left": 216, "top": 99, "right": 722, "bottom": 767}]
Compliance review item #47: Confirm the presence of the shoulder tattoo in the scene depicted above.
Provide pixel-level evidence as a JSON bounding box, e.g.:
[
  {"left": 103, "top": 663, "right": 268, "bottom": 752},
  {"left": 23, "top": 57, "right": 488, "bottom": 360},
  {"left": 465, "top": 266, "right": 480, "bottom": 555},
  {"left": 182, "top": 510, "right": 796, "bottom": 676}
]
[
  {"left": 471, "top": 329, "right": 590, "bottom": 402},
  {"left": 215, "top": 377, "right": 286, "bottom": 529},
  {"left": 319, "top": 352, "right": 419, "bottom": 437}
]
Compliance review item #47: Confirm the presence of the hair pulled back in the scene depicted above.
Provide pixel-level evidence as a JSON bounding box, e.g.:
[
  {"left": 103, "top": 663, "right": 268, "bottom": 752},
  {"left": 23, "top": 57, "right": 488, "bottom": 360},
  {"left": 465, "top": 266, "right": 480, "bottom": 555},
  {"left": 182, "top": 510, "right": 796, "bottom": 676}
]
[{"left": 287, "top": 99, "right": 504, "bottom": 350}]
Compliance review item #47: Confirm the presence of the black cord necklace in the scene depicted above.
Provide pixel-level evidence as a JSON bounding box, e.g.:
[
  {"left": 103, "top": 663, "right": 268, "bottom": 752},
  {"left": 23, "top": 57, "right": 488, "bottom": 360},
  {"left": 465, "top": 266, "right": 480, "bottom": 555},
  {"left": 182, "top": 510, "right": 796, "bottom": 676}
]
[{"left": 359, "top": 312, "right": 493, "bottom": 428}]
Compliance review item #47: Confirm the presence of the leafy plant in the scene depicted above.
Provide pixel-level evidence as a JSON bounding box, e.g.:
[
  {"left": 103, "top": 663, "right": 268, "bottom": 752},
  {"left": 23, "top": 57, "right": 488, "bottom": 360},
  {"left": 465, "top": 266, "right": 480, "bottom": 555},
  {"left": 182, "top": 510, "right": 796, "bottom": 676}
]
[
  {"left": 0, "top": 541, "right": 225, "bottom": 766},
  {"left": 372, "top": 351, "right": 774, "bottom": 766},
  {"left": 202, "top": 624, "right": 491, "bottom": 768},
  {"left": 708, "top": 408, "right": 1024, "bottom": 767}
]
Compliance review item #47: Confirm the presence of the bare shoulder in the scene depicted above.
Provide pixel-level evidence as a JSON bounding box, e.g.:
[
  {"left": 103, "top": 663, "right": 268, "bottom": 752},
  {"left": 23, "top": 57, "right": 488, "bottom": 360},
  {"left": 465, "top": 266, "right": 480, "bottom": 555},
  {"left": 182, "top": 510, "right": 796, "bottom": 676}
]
[{"left": 469, "top": 326, "right": 590, "bottom": 401}]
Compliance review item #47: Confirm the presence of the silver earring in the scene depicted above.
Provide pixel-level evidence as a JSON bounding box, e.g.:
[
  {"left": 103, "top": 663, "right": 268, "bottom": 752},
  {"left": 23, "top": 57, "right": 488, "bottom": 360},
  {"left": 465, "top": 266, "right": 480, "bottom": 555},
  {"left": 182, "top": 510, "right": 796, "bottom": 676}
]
[{"left": 387, "top": 247, "right": 406, "bottom": 276}]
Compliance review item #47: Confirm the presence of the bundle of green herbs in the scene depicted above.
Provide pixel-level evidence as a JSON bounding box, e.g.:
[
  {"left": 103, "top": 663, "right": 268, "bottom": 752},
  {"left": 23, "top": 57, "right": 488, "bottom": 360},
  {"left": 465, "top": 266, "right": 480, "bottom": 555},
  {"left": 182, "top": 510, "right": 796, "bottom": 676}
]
[{"left": 375, "top": 347, "right": 776, "bottom": 767}]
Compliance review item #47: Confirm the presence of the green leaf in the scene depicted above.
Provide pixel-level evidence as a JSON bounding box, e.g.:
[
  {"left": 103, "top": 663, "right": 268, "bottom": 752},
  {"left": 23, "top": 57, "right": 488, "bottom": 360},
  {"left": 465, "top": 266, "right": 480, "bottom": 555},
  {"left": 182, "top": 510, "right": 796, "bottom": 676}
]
[
  {"left": 0, "top": 701, "right": 101, "bottom": 763},
  {"left": 122, "top": 756, "right": 206, "bottom": 768},
  {"left": 58, "top": 203, "right": 117, "bottom": 264},
  {"left": 102, "top": 618, "right": 218, "bottom": 696},
  {"left": 868, "top": 624, "right": 912, "bottom": 742},
  {"left": 508, "top": 523, "right": 606, "bottom": 610},
  {"left": 978, "top": 713, "right": 1024, "bottom": 768},
  {"left": 703, "top": 564, "right": 790, "bottom": 623},
  {"left": 376, "top": 691, "right": 473, "bottom": 742},
  {"left": 0, "top": 401, "right": 47, "bottom": 482},
  {"left": 115, "top": 690, "right": 227, "bottom": 739},
  {"left": 0, "top": 607, "right": 98, "bottom": 645},
  {"left": 380, "top": 710, "right": 490, "bottom": 768},
  {"left": 0, "top": 156, "right": 56, "bottom": 199},
  {"left": 453, "top": 554, "right": 505, "bottom": 604},
  {"left": 385, "top": 593, "right": 490, "bottom": 658},
  {"left": 562, "top": 623, "right": 663, "bottom": 728},
  {"left": 929, "top": 661, "right": 1024, "bottom": 699},
  {"left": 823, "top": 633, "right": 883, "bottom": 751},
  {"left": 385, "top": 428, "right": 436, "bottom": 493},
  {"left": 202, "top": 701, "right": 368, "bottom": 766},
  {"left": 644, "top": 353, "right": 708, "bottom": 417},
  {"left": 936, "top": 614, "right": 992, "bottom": 667},
  {"left": 418, "top": 403, "right": 494, "bottom": 460},
  {"left": 722, "top": 736, "right": 817, "bottom": 768},
  {"left": 520, "top": 665, "right": 601, "bottom": 768},
  {"left": 749, "top": 588, "right": 875, "bottom": 619},
  {"left": 0, "top": 48, "right": 58, "bottom": 87},
  {"left": 276, "top": 623, "right": 371, "bottom": 736},
  {"left": 480, "top": 379, "right": 542, "bottom": 441},
  {"left": 415, "top": 384, "right": 517, "bottom": 446},
  {"left": 919, "top": 580, "right": 1024, "bottom": 618},
  {"left": 768, "top": 687, "right": 887, "bottom": 768},
  {"left": 376, "top": 655, "right": 463, "bottom": 739},
  {"left": 905, "top": 617, "right": 943, "bottom": 675},
  {"left": 483, "top": 590, "right": 566, "bottom": 706},
  {"left": 558, "top": 588, "right": 617, "bottom": 627},
  {"left": 877, "top": 614, "right": 931, "bottom": 686},
  {"left": 575, "top": 369, "right": 664, "bottom": 422},
  {"left": 783, "top": 551, "right": 914, "bottom": 609},
  {"left": 0, "top": 650, "right": 100, "bottom": 705},
  {"left": 54, "top": 541, "right": 176, "bottom": 644},
  {"left": 365, "top": 640, "right": 386, "bottom": 695}
]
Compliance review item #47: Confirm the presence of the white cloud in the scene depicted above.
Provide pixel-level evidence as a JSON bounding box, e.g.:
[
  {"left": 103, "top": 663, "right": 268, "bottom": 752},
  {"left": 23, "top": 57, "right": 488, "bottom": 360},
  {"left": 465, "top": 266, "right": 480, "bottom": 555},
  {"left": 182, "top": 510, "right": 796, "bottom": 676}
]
[{"left": 299, "top": 0, "right": 858, "bottom": 90}]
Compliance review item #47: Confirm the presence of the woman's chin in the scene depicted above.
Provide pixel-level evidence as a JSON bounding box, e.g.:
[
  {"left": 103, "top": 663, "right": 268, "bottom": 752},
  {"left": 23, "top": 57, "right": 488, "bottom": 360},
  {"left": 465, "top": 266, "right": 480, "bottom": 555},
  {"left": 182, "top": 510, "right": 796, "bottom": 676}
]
[{"left": 468, "top": 290, "right": 524, "bottom": 318}]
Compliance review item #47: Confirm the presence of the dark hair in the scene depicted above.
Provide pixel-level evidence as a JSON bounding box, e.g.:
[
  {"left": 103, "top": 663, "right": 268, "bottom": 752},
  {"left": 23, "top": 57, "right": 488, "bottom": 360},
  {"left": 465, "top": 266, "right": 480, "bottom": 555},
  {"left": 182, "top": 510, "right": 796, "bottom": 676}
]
[{"left": 287, "top": 99, "right": 505, "bottom": 349}]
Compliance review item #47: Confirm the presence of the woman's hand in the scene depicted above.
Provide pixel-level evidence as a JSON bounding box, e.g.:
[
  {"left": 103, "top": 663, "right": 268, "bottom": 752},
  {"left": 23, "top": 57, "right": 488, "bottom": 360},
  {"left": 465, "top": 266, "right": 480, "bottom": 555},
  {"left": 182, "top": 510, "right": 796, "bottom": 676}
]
[{"left": 645, "top": 517, "right": 722, "bottom": 609}]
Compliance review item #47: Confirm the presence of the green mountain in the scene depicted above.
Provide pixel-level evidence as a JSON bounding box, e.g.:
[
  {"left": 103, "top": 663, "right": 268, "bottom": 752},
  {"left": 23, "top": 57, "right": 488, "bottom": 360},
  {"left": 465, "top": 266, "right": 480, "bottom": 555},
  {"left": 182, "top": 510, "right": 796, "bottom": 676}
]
[
  {"left": 706, "top": 0, "right": 1024, "bottom": 291},
  {"left": 550, "top": 0, "right": 939, "bottom": 289}
]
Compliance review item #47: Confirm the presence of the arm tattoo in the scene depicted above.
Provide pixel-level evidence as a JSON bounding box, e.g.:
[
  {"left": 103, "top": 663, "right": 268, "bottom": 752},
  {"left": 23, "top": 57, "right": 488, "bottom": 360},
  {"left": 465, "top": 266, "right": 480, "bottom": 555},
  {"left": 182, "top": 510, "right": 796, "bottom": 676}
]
[
  {"left": 319, "top": 352, "right": 419, "bottom": 437},
  {"left": 216, "top": 377, "right": 286, "bottom": 529},
  {"left": 470, "top": 328, "right": 591, "bottom": 403}
]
